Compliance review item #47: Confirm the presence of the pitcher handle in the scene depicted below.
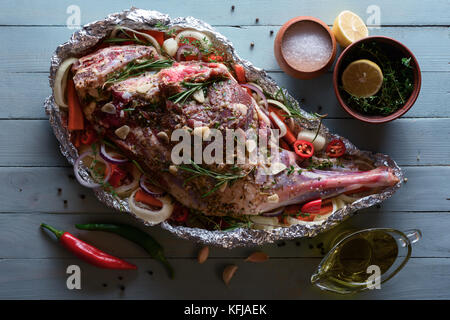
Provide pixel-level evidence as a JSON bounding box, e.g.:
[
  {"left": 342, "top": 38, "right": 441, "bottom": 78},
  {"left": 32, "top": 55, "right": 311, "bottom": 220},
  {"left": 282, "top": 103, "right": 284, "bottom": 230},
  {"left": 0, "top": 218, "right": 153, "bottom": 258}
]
[{"left": 403, "top": 229, "right": 422, "bottom": 245}]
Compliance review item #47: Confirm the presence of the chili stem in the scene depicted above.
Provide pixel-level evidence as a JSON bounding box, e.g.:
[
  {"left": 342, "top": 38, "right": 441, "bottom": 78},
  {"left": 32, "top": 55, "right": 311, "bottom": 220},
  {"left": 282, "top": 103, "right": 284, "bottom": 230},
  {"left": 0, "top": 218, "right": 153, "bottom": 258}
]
[{"left": 41, "top": 223, "right": 64, "bottom": 239}]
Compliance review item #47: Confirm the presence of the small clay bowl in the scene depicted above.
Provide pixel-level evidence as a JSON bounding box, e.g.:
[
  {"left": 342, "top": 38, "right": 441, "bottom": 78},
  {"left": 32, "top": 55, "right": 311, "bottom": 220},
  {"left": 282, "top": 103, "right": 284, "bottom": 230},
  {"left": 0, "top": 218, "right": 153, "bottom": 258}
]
[
  {"left": 274, "top": 16, "right": 337, "bottom": 79},
  {"left": 333, "top": 36, "right": 421, "bottom": 123}
]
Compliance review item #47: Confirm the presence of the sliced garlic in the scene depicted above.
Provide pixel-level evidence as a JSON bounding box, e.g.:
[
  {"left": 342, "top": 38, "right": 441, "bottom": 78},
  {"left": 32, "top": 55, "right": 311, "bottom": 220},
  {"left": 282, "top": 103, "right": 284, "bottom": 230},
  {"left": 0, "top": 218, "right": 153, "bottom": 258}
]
[
  {"left": 222, "top": 265, "right": 238, "bottom": 286},
  {"left": 270, "top": 162, "right": 287, "bottom": 175},
  {"left": 193, "top": 126, "right": 210, "bottom": 138},
  {"left": 192, "top": 89, "right": 205, "bottom": 103},
  {"left": 246, "top": 139, "right": 257, "bottom": 153},
  {"left": 157, "top": 131, "right": 170, "bottom": 144},
  {"left": 101, "top": 103, "right": 116, "bottom": 114},
  {"left": 267, "top": 194, "right": 279, "bottom": 203},
  {"left": 115, "top": 125, "right": 130, "bottom": 140},
  {"left": 197, "top": 246, "right": 209, "bottom": 264}
]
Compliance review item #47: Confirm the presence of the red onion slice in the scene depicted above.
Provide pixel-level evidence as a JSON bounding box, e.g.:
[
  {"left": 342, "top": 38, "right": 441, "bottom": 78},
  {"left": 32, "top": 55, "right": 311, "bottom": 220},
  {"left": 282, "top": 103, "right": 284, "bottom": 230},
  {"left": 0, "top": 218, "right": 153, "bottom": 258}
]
[
  {"left": 74, "top": 151, "right": 111, "bottom": 188},
  {"left": 176, "top": 44, "right": 202, "bottom": 62},
  {"left": 241, "top": 83, "right": 268, "bottom": 109},
  {"left": 262, "top": 207, "right": 285, "bottom": 217},
  {"left": 100, "top": 143, "right": 129, "bottom": 164},
  {"left": 139, "top": 175, "right": 166, "bottom": 197}
]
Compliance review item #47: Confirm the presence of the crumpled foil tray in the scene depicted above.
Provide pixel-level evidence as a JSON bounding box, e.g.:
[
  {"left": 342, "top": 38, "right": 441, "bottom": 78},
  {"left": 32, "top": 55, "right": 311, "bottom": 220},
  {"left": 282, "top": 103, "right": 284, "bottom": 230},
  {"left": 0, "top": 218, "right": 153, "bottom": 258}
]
[{"left": 45, "top": 8, "right": 403, "bottom": 248}]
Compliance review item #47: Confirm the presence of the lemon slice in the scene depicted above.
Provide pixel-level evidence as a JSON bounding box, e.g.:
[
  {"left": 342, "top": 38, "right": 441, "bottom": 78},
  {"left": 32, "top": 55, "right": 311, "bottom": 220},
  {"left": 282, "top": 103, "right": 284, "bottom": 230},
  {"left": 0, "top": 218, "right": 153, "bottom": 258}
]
[
  {"left": 342, "top": 59, "right": 383, "bottom": 98},
  {"left": 332, "top": 11, "right": 368, "bottom": 47}
]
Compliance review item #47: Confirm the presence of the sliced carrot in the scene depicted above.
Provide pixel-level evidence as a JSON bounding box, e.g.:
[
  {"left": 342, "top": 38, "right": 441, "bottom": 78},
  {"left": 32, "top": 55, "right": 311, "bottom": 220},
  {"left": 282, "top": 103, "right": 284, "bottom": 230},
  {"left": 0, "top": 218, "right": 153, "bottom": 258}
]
[
  {"left": 233, "top": 64, "right": 246, "bottom": 83},
  {"left": 135, "top": 190, "right": 163, "bottom": 208},
  {"left": 66, "top": 79, "right": 84, "bottom": 131},
  {"left": 139, "top": 30, "right": 165, "bottom": 46}
]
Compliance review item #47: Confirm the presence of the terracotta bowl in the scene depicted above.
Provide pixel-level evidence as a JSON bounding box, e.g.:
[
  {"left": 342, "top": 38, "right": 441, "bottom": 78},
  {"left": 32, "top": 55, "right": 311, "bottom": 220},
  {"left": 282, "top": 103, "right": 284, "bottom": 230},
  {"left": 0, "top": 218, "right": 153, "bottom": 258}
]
[
  {"left": 274, "top": 16, "right": 337, "bottom": 79},
  {"left": 333, "top": 36, "right": 421, "bottom": 123}
]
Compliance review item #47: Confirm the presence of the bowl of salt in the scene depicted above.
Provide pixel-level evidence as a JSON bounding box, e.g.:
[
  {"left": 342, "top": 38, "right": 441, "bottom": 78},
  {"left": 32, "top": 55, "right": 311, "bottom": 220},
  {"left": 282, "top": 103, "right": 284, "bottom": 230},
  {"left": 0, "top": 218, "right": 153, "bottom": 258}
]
[{"left": 274, "top": 16, "right": 337, "bottom": 79}]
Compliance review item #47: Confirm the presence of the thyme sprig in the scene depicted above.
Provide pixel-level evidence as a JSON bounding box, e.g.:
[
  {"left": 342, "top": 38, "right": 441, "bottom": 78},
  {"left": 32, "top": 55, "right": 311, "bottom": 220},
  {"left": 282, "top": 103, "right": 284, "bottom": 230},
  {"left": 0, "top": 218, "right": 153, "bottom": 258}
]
[
  {"left": 104, "top": 59, "right": 173, "bottom": 86},
  {"left": 178, "top": 161, "right": 251, "bottom": 197}
]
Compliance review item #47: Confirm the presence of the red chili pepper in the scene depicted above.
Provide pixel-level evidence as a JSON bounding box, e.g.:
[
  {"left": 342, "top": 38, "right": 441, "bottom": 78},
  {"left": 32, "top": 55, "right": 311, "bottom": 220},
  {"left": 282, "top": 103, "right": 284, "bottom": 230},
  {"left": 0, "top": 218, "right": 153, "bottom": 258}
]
[
  {"left": 41, "top": 223, "right": 137, "bottom": 270},
  {"left": 301, "top": 199, "right": 322, "bottom": 214},
  {"left": 108, "top": 164, "right": 127, "bottom": 188},
  {"left": 326, "top": 139, "right": 346, "bottom": 158},
  {"left": 80, "top": 128, "right": 97, "bottom": 145},
  {"left": 293, "top": 140, "right": 314, "bottom": 158}
]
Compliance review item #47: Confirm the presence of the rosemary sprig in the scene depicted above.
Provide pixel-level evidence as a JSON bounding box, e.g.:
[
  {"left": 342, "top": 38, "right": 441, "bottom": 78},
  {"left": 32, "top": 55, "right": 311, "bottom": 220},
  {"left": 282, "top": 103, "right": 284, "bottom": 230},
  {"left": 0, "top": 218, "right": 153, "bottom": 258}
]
[
  {"left": 104, "top": 59, "right": 173, "bottom": 86},
  {"left": 178, "top": 161, "right": 251, "bottom": 197},
  {"left": 168, "top": 80, "right": 217, "bottom": 104}
]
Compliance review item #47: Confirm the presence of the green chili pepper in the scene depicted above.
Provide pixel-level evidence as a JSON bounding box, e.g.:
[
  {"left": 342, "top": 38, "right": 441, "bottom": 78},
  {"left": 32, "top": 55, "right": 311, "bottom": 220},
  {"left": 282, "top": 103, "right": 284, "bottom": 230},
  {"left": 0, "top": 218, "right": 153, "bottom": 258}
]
[{"left": 75, "top": 223, "right": 174, "bottom": 279}]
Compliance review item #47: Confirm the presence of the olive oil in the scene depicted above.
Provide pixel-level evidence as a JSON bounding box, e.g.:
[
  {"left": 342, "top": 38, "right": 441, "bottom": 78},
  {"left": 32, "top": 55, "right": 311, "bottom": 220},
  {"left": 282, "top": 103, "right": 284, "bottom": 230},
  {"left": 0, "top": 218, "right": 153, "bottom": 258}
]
[{"left": 311, "top": 230, "right": 398, "bottom": 294}]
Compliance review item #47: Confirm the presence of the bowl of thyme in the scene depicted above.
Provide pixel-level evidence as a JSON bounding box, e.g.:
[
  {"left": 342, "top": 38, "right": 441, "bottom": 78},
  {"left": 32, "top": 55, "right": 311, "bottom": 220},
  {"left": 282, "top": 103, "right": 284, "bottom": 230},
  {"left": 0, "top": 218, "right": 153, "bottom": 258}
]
[{"left": 333, "top": 36, "right": 421, "bottom": 123}]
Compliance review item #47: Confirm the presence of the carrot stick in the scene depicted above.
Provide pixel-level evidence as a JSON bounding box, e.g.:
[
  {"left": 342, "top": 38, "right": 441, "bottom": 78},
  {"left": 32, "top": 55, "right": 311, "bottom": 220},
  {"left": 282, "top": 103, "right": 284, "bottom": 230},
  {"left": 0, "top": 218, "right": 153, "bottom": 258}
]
[
  {"left": 135, "top": 190, "right": 163, "bottom": 208},
  {"left": 66, "top": 79, "right": 84, "bottom": 131},
  {"left": 139, "top": 30, "right": 165, "bottom": 46}
]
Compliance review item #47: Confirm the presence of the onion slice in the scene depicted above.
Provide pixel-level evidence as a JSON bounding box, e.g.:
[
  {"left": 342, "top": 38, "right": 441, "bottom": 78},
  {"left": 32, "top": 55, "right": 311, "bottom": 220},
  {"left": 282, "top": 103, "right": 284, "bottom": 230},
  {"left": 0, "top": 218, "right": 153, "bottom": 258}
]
[
  {"left": 266, "top": 99, "right": 292, "bottom": 117},
  {"left": 269, "top": 111, "right": 287, "bottom": 138},
  {"left": 100, "top": 143, "right": 129, "bottom": 164},
  {"left": 110, "top": 26, "right": 161, "bottom": 53},
  {"left": 262, "top": 207, "right": 285, "bottom": 217},
  {"left": 175, "top": 30, "right": 212, "bottom": 50},
  {"left": 176, "top": 44, "right": 202, "bottom": 62},
  {"left": 139, "top": 175, "right": 167, "bottom": 197},
  {"left": 241, "top": 84, "right": 268, "bottom": 109},
  {"left": 114, "top": 164, "right": 141, "bottom": 197},
  {"left": 54, "top": 57, "right": 78, "bottom": 108},
  {"left": 128, "top": 189, "right": 174, "bottom": 225},
  {"left": 74, "top": 151, "right": 111, "bottom": 188}
]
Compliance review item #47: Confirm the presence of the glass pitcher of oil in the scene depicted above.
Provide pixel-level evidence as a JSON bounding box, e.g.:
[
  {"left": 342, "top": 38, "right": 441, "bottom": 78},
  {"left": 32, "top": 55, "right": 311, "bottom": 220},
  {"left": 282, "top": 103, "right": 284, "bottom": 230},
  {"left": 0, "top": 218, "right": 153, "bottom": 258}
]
[{"left": 311, "top": 228, "right": 422, "bottom": 294}]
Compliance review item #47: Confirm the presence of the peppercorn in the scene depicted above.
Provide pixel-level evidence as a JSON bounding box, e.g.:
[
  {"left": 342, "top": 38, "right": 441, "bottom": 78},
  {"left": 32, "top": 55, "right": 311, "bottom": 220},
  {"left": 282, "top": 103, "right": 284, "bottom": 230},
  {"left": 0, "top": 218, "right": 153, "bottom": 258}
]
[
  {"left": 250, "top": 42, "right": 255, "bottom": 48},
  {"left": 231, "top": 5, "right": 235, "bottom": 11}
]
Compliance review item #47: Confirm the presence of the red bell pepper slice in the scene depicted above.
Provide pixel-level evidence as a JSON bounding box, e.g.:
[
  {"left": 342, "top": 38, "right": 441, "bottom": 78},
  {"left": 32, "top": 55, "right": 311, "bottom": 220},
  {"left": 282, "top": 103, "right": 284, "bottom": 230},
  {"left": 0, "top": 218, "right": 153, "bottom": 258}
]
[
  {"left": 326, "top": 139, "right": 346, "bottom": 158},
  {"left": 80, "top": 128, "right": 97, "bottom": 145},
  {"left": 293, "top": 140, "right": 314, "bottom": 159},
  {"left": 138, "top": 30, "right": 165, "bottom": 46},
  {"left": 301, "top": 199, "right": 322, "bottom": 214},
  {"left": 108, "top": 164, "right": 127, "bottom": 188}
]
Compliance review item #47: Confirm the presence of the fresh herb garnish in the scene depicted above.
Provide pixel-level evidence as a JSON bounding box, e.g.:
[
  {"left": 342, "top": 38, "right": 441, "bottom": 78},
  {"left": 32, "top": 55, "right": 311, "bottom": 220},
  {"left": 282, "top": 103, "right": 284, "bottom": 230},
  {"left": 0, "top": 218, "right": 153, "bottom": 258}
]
[
  {"left": 104, "top": 59, "right": 173, "bottom": 86},
  {"left": 339, "top": 41, "right": 414, "bottom": 115},
  {"left": 178, "top": 161, "right": 252, "bottom": 197},
  {"left": 168, "top": 80, "right": 219, "bottom": 104}
]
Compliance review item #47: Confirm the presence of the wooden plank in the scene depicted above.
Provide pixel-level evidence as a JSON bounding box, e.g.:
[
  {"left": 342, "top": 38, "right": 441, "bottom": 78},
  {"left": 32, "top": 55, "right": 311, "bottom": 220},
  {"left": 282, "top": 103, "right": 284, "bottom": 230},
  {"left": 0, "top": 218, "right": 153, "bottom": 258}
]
[
  {"left": 0, "top": 211, "right": 448, "bottom": 259},
  {"left": 0, "top": 257, "right": 448, "bottom": 299},
  {"left": 0, "top": 165, "right": 448, "bottom": 213},
  {"left": 1, "top": 71, "right": 449, "bottom": 119},
  {"left": 0, "top": 26, "right": 448, "bottom": 73},
  {"left": 0, "top": 119, "right": 448, "bottom": 166},
  {"left": 0, "top": 0, "right": 449, "bottom": 26}
]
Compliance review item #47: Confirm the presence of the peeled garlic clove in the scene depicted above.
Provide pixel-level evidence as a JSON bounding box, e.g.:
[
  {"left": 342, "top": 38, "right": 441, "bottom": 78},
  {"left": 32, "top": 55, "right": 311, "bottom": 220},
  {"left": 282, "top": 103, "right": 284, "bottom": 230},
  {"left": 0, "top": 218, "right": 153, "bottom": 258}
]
[
  {"left": 270, "top": 162, "right": 287, "bottom": 175},
  {"left": 192, "top": 89, "right": 205, "bottom": 103},
  {"left": 245, "top": 251, "right": 269, "bottom": 263},
  {"left": 222, "top": 265, "right": 238, "bottom": 286},
  {"left": 163, "top": 38, "right": 179, "bottom": 57},
  {"left": 267, "top": 194, "right": 279, "bottom": 203},
  {"left": 101, "top": 103, "right": 116, "bottom": 114},
  {"left": 136, "top": 83, "right": 152, "bottom": 94},
  {"left": 115, "top": 125, "right": 130, "bottom": 140},
  {"left": 197, "top": 246, "right": 209, "bottom": 264}
]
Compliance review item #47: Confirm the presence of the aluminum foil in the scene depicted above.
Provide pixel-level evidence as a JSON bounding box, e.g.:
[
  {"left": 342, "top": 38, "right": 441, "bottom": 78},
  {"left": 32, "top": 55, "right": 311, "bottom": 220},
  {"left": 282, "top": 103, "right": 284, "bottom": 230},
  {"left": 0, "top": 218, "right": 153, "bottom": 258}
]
[{"left": 45, "top": 8, "right": 403, "bottom": 248}]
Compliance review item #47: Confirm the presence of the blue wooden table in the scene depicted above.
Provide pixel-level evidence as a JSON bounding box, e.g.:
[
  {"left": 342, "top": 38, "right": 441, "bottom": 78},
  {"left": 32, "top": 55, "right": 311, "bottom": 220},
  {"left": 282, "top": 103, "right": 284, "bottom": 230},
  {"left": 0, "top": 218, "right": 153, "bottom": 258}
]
[{"left": 0, "top": 0, "right": 449, "bottom": 299}]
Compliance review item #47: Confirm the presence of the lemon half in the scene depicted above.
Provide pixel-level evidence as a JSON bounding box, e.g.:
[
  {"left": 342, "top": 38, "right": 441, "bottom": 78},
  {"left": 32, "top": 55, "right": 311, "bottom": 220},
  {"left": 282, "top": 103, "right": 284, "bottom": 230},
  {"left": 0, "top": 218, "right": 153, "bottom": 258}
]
[
  {"left": 342, "top": 59, "right": 383, "bottom": 98},
  {"left": 332, "top": 11, "right": 369, "bottom": 47}
]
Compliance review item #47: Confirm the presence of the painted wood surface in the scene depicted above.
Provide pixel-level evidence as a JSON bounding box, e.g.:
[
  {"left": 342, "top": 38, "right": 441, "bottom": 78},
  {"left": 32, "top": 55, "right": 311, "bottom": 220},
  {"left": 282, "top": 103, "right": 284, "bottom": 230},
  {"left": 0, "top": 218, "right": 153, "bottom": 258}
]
[{"left": 0, "top": 0, "right": 449, "bottom": 299}]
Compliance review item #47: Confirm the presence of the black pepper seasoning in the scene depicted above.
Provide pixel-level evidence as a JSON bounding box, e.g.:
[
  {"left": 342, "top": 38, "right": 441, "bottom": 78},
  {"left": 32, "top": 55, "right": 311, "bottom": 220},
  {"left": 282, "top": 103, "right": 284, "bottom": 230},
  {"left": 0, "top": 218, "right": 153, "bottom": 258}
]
[
  {"left": 255, "top": 18, "right": 259, "bottom": 23},
  {"left": 270, "top": 30, "right": 274, "bottom": 36},
  {"left": 231, "top": 5, "right": 235, "bottom": 11},
  {"left": 250, "top": 42, "right": 255, "bottom": 48}
]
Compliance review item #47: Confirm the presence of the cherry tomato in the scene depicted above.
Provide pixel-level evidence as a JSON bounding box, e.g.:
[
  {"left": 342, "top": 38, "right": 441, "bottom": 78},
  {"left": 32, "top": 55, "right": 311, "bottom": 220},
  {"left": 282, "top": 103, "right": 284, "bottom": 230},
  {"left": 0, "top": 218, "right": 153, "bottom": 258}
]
[
  {"left": 326, "top": 139, "right": 346, "bottom": 158},
  {"left": 293, "top": 140, "right": 314, "bottom": 159}
]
